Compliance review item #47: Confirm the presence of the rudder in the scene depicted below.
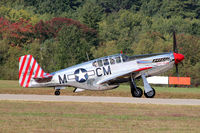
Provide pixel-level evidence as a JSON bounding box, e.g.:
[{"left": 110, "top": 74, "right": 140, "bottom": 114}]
[{"left": 19, "top": 55, "right": 49, "bottom": 87}]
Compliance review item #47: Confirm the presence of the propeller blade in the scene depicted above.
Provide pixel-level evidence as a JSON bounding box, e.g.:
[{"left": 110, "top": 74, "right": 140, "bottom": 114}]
[
  {"left": 173, "top": 31, "right": 178, "bottom": 53},
  {"left": 175, "top": 64, "right": 179, "bottom": 77}
]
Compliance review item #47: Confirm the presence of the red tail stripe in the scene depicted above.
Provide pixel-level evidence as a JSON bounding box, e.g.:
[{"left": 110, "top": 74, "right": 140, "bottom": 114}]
[
  {"left": 20, "top": 55, "right": 32, "bottom": 86},
  {"left": 40, "top": 70, "right": 44, "bottom": 78},
  {"left": 34, "top": 64, "right": 40, "bottom": 78},
  {"left": 25, "top": 59, "right": 36, "bottom": 87},
  {"left": 19, "top": 55, "right": 27, "bottom": 79}
]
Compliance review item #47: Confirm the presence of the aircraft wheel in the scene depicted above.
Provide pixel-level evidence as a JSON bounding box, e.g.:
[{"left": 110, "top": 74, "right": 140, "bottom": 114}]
[
  {"left": 54, "top": 90, "right": 60, "bottom": 96},
  {"left": 144, "top": 88, "right": 155, "bottom": 98},
  {"left": 131, "top": 87, "right": 143, "bottom": 98}
]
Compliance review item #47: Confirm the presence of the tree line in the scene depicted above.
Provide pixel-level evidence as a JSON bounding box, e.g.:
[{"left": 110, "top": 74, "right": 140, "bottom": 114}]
[{"left": 0, "top": 0, "right": 200, "bottom": 86}]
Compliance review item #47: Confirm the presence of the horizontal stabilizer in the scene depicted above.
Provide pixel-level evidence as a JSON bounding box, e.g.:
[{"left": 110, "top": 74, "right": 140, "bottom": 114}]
[{"left": 34, "top": 76, "right": 53, "bottom": 83}]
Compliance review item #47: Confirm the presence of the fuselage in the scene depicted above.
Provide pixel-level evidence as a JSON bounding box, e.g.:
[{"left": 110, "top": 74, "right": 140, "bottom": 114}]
[{"left": 29, "top": 52, "right": 176, "bottom": 90}]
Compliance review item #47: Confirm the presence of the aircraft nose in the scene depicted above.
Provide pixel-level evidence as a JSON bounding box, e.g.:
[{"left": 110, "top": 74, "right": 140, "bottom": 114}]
[{"left": 173, "top": 53, "right": 184, "bottom": 64}]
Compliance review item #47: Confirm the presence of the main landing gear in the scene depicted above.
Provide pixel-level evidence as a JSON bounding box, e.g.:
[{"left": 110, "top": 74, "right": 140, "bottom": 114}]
[
  {"left": 130, "top": 74, "right": 156, "bottom": 98},
  {"left": 130, "top": 76, "right": 143, "bottom": 97},
  {"left": 144, "top": 87, "right": 155, "bottom": 98},
  {"left": 141, "top": 74, "right": 156, "bottom": 98}
]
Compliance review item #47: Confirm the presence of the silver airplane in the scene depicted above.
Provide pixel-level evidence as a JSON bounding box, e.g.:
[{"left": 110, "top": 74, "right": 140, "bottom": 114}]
[{"left": 19, "top": 33, "right": 184, "bottom": 98}]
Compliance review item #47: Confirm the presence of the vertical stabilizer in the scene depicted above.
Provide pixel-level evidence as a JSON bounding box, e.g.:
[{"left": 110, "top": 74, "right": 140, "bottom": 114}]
[{"left": 19, "top": 55, "right": 50, "bottom": 87}]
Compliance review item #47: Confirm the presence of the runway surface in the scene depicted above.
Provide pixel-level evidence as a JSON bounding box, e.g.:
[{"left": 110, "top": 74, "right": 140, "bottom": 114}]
[{"left": 0, "top": 94, "right": 200, "bottom": 105}]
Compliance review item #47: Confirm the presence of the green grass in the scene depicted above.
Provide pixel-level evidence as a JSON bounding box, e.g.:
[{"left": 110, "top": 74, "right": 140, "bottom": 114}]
[
  {"left": 0, "top": 101, "right": 200, "bottom": 133},
  {"left": 0, "top": 80, "right": 200, "bottom": 99}
]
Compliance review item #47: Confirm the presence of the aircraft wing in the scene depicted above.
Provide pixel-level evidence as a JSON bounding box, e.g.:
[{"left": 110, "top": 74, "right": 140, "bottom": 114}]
[{"left": 97, "top": 67, "right": 152, "bottom": 85}]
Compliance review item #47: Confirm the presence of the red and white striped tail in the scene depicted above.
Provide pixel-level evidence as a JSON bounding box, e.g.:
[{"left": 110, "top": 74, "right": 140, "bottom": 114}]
[{"left": 19, "top": 55, "right": 51, "bottom": 87}]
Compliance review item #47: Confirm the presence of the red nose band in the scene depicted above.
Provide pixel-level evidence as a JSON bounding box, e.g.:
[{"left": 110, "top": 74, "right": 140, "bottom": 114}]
[{"left": 173, "top": 53, "right": 184, "bottom": 64}]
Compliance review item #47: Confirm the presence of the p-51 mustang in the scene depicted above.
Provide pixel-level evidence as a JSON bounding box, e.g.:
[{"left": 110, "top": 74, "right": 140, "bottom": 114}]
[{"left": 19, "top": 32, "right": 184, "bottom": 98}]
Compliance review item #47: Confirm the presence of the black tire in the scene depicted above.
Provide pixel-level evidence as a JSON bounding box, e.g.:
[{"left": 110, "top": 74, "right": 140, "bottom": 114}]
[
  {"left": 144, "top": 88, "right": 155, "bottom": 98},
  {"left": 131, "top": 87, "right": 143, "bottom": 98},
  {"left": 54, "top": 90, "right": 60, "bottom": 96}
]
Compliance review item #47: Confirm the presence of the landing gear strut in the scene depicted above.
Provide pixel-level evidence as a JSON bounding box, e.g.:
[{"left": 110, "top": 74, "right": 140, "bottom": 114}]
[
  {"left": 141, "top": 74, "right": 156, "bottom": 98},
  {"left": 54, "top": 89, "right": 60, "bottom": 96},
  {"left": 130, "top": 75, "right": 143, "bottom": 98},
  {"left": 130, "top": 74, "right": 156, "bottom": 98}
]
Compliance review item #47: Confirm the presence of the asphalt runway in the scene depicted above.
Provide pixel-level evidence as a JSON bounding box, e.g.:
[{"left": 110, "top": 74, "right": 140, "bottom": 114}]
[{"left": 0, "top": 94, "right": 200, "bottom": 105}]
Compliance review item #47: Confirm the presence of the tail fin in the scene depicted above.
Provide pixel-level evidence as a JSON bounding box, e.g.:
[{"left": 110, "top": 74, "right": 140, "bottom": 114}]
[{"left": 19, "top": 55, "right": 51, "bottom": 87}]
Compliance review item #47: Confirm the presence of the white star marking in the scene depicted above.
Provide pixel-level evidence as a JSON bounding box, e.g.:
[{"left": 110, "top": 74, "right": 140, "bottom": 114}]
[{"left": 75, "top": 69, "right": 87, "bottom": 81}]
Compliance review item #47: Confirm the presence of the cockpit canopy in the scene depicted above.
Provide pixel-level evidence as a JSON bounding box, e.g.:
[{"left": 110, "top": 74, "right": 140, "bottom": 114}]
[
  {"left": 92, "top": 52, "right": 171, "bottom": 67},
  {"left": 92, "top": 54, "right": 128, "bottom": 67}
]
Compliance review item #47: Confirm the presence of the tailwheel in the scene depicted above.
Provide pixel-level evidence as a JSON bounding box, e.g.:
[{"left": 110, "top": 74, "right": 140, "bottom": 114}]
[
  {"left": 144, "top": 88, "right": 155, "bottom": 98},
  {"left": 54, "top": 90, "right": 60, "bottom": 96},
  {"left": 131, "top": 87, "right": 143, "bottom": 98}
]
